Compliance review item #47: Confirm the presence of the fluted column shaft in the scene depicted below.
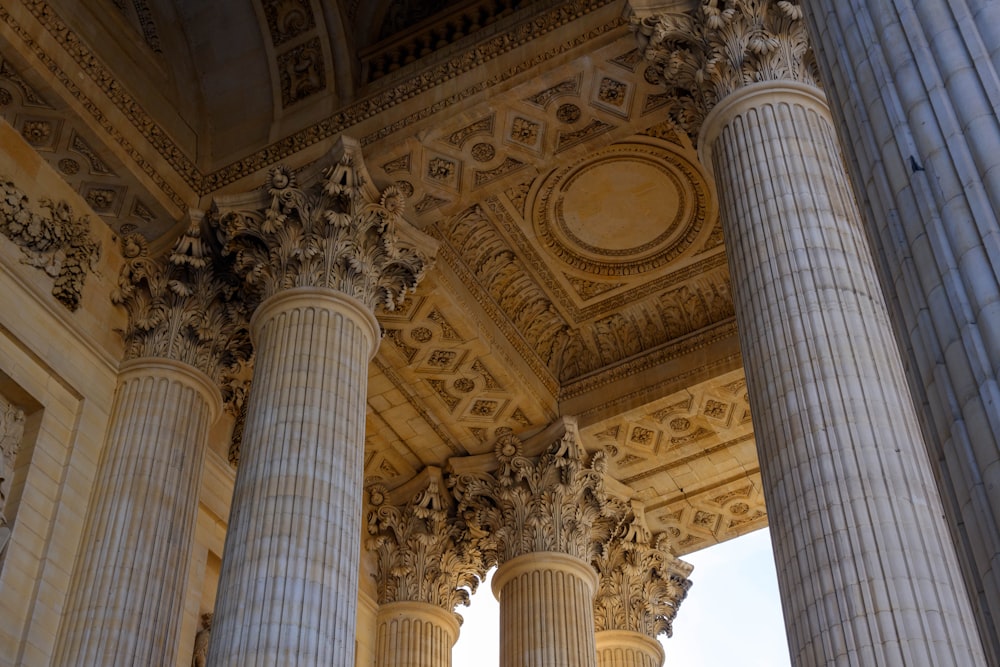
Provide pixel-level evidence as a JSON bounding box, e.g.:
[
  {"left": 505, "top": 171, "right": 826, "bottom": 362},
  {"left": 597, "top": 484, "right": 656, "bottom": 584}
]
[
  {"left": 493, "top": 552, "right": 598, "bottom": 667},
  {"left": 207, "top": 287, "right": 379, "bottom": 666},
  {"left": 701, "top": 81, "right": 985, "bottom": 665},
  {"left": 802, "top": 3, "right": 1000, "bottom": 658},
  {"left": 595, "top": 631, "right": 663, "bottom": 667},
  {"left": 54, "top": 358, "right": 220, "bottom": 667},
  {"left": 375, "top": 601, "right": 459, "bottom": 667}
]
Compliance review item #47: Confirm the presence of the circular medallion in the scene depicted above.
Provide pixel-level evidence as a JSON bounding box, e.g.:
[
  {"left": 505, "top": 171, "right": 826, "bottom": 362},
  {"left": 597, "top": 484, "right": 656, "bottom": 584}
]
[{"left": 531, "top": 141, "right": 709, "bottom": 276}]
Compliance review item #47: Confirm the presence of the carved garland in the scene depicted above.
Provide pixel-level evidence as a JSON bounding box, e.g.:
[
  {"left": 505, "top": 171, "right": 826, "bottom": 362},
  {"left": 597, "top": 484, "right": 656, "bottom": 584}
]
[
  {"left": 0, "top": 177, "right": 100, "bottom": 311},
  {"left": 634, "top": 0, "right": 818, "bottom": 137}
]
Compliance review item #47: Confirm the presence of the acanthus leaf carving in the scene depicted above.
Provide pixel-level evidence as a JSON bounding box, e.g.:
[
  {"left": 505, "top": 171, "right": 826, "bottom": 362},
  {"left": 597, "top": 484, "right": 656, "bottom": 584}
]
[
  {"left": 634, "top": 0, "right": 817, "bottom": 137},
  {"left": 0, "top": 177, "right": 100, "bottom": 311},
  {"left": 218, "top": 141, "right": 435, "bottom": 312},
  {"left": 365, "top": 469, "right": 486, "bottom": 617},
  {"left": 112, "top": 214, "right": 253, "bottom": 383},
  {"left": 593, "top": 499, "right": 694, "bottom": 638},
  {"left": 449, "top": 418, "right": 618, "bottom": 565}
]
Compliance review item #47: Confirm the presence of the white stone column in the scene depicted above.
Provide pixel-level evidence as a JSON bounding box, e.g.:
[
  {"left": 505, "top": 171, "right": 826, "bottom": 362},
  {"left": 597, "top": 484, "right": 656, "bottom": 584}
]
[
  {"left": 493, "top": 552, "right": 599, "bottom": 667},
  {"left": 54, "top": 220, "right": 246, "bottom": 667},
  {"left": 702, "top": 81, "right": 985, "bottom": 666},
  {"left": 208, "top": 140, "right": 432, "bottom": 666},
  {"left": 595, "top": 632, "right": 663, "bottom": 667},
  {"left": 207, "top": 288, "right": 377, "bottom": 665},
  {"left": 802, "top": 3, "right": 1000, "bottom": 658},
  {"left": 592, "top": 502, "right": 691, "bottom": 667},
  {"left": 375, "top": 601, "right": 460, "bottom": 667},
  {"left": 451, "top": 419, "right": 612, "bottom": 667},
  {"left": 638, "top": 3, "right": 988, "bottom": 664},
  {"left": 55, "top": 359, "right": 220, "bottom": 666}
]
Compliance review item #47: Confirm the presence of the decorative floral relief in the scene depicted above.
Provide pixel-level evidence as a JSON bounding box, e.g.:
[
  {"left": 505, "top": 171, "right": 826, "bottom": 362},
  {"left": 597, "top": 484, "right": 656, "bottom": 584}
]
[
  {"left": 593, "top": 501, "right": 693, "bottom": 638},
  {"left": 634, "top": 0, "right": 817, "bottom": 138},
  {"left": 0, "top": 177, "right": 101, "bottom": 311},
  {"left": 217, "top": 146, "right": 433, "bottom": 311},
  {"left": 112, "top": 217, "right": 252, "bottom": 382},
  {"left": 366, "top": 471, "right": 486, "bottom": 614}
]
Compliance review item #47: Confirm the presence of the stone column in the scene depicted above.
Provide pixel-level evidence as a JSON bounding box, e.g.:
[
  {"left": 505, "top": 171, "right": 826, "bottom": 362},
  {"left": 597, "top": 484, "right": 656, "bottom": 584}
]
[
  {"left": 593, "top": 501, "right": 692, "bottom": 667},
  {"left": 801, "top": 3, "right": 1000, "bottom": 659},
  {"left": 365, "top": 468, "right": 483, "bottom": 667},
  {"left": 451, "top": 418, "right": 612, "bottom": 667},
  {"left": 54, "top": 220, "right": 250, "bottom": 666},
  {"left": 637, "top": 3, "right": 986, "bottom": 665},
  {"left": 207, "top": 139, "right": 433, "bottom": 666}
]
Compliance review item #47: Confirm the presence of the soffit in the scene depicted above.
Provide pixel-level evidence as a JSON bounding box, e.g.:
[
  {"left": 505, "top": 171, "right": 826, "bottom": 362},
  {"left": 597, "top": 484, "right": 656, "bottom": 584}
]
[{"left": 2, "top": 0, "right": 769, "bottom": 549}]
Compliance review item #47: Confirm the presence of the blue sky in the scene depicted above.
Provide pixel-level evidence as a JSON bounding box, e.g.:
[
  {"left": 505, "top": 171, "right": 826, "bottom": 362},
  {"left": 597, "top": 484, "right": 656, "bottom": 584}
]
[{"left": 451, "top": 526, "right": 790, "bottom": 666}]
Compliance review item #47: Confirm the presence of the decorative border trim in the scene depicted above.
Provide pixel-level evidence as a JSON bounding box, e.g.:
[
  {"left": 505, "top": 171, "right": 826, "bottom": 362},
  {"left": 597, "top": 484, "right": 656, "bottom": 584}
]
[{"left": 10, "top": 0, "right": 621, "bottom": 205}]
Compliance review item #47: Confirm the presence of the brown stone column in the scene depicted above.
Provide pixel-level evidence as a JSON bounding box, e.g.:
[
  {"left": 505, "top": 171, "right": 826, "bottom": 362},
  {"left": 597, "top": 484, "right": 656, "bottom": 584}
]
[
  {"left": 637, "top": 3, "right": 986, "bottom": 664},
  {"left": 54, "top": 221, "right": 249, "bottom": 666},
  {"left": 593, "top": 501, "right": 692, "bottom": 667},
  {"left": 451, "top": 418, "right": 612, "bottom": 667},
  {"left": 207, "top": 139, "right": 433, "bottom": 666}
]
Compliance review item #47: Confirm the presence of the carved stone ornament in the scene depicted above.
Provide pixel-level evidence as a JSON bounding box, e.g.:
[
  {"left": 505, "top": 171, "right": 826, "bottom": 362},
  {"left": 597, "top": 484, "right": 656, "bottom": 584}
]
[
  {"left": 592, "top": 500, "right": 694, "bottom": 638},
  {"left": 217, "top": 139, "right": 434, "bottom": 312},
  {"left": 633, "top": 0, "right": 818, "bottom": 136},
  {"left": 365, "top": 468, "right": 485, "bottom": 616},
  {"left": 191, "top": 612, "right": 212, "bottom": 667},
  {"left": 111, "top": 215, "right": 253, "bottom": 383},
  {"left": 449, "top": 418, "right": 617, "bottom": 565},
  {"left": 0, "top": 177, "right": 101, "bottom": 310}
]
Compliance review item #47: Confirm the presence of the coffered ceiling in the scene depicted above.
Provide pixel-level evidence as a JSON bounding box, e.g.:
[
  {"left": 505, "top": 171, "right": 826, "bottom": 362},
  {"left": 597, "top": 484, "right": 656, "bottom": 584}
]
[{"left": 0, "top": 0, "right": 765, "bottom": 554}]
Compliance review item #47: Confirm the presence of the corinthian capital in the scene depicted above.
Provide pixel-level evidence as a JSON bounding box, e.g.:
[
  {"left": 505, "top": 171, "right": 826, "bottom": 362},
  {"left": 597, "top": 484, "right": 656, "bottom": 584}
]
[
  {"left": 634, "top": 0, "right": 817, "bottom": 134},
  {"left": 365, "top": 468, "right": 486, "bottom": 615},
  {"left": 593, "top": 500, "right": 693, "bottom": 638},
  {"left": 449, "top": 417, "right": 616, "bottom": 564},
  {"left": 215, "top": 137, "right": 435, "bottom": 311},
  {"left": 112, "top": 213, "right": 252, "bottom": 383}
]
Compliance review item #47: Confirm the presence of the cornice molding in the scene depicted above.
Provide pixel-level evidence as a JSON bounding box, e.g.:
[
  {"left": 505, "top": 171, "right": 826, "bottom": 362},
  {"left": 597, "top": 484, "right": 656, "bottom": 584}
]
[{"left": 6, "top": 0, "right": 622, "bottom": 213}]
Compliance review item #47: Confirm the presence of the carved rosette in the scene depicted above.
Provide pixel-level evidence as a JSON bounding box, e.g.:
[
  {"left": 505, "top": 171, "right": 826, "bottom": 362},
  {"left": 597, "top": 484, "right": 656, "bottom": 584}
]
[
  {"left": 219, "top": 145, "right": 432, "bottom": 312},
  {"left": 0, "top": 177, "right": 100, "bottom": 310},
  {"left": 593, "top": 501, "right": 693, "bottom": 638},
  {"left": 450, "top": 421, "right": 616, "bottom": 565},
  {"left": 634, "top": 0, "right": 818, "bottom": 135},
  {"left": 365, "top": 469, "right": 485, "bottom": 617},
  {"left": 112, "top": 215, "right": 252, "bottom": 383}
]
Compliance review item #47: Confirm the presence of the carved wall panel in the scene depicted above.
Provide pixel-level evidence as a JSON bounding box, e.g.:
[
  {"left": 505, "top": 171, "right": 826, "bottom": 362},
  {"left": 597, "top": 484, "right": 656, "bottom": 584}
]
[{"left": 0, "top": 393, "right": 25, "bottom": 566}]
